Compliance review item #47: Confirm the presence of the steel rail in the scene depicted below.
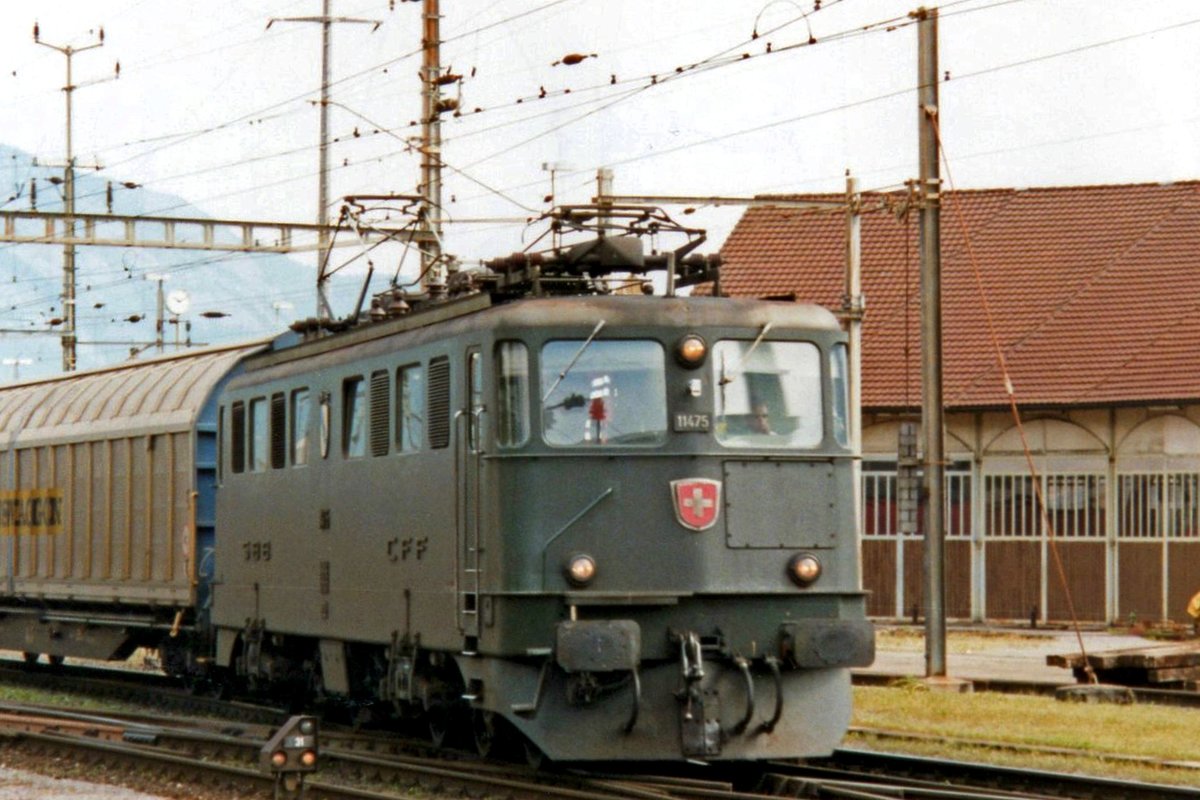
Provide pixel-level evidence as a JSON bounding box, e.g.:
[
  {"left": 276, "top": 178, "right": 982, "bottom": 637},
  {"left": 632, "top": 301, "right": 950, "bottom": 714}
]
[
  {"left": 1, "top": 658, "right": 1195, "bottom": 799},
  {"left": 849, "top": 725, "right": 1200, "bottom": 774},
  {"left": 821, "top": 748, "right": 1200, "bottom": 800}
]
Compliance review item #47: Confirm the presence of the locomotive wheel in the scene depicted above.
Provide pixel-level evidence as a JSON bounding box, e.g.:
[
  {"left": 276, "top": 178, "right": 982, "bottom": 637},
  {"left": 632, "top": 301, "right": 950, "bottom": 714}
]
[
  {"left": 522, "top": 738, "right": 546, "bottom": 770},
  {"left": 186, "top": 674, "right": 227, "bottom": 699},
  {"left": 21, "top": 652, "right": 37, "bottom": 666},
  {"left": 472, "top": 710, "right": 502, "bottom": 759},
  {"left": 427, "top": 703, "right": 452, "bottom": 748},
  {"left": 46, "top": 654, "right": 64, "bottom": 668}
]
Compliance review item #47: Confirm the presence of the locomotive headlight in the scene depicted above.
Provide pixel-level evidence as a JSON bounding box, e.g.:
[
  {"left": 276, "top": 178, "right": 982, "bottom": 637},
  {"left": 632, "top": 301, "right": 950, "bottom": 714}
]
[
  {"left": 787, "top": 553, "right": 822, "bottom": 587},
  {"left": 565, "top": 554, "right": 597, "bottom": 586},
  {"left": 676, "top": 334, "right": 707, "bottom": 368}
]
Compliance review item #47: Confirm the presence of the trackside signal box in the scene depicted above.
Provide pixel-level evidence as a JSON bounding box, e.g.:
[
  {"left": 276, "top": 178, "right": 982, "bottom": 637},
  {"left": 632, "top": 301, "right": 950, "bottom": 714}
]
[{"left": 260, "top": 715, "right": 319, "bottom": 796}]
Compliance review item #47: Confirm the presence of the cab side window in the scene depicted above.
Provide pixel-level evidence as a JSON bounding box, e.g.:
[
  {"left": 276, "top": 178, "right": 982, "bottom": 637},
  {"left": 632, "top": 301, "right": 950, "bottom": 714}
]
[
  {"left": 248, "top": 397, "right": 269, "bottom": 472},
  {"left": 496, "top": 341, "right": 529, "bottom": 447},
  {"left": 231, "top": 401, "right": 245, "bottom": 473},
  {"left": 343, "top": 377, "right": 367, "bottom": 459},
  {"left": 291, "top": 387, "right": 310, "bottom": 466},
  {"left": 397, "top": 364, "right": 425, "bottom": 453}
]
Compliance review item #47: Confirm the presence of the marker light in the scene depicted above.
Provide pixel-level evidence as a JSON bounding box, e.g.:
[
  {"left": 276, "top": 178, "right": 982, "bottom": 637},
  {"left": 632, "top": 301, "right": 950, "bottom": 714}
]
[
  {"left": 566, "top": 554, "right": 597, "bottom": 586},
  {"left": 787, "top": 553, "right": 822, "bottom": 587},
  {"left": 676, "top": 334, "right": 707, "bottom": 368},
  {"left": 259, "top": 715, "right": 319, "bottom": 775}
]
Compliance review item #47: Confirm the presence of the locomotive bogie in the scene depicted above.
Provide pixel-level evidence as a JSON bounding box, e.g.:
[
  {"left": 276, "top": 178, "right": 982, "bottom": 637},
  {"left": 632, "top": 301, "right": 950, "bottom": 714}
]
[{"left": 457, "top": 653, "right": 856, "bottom": 761}]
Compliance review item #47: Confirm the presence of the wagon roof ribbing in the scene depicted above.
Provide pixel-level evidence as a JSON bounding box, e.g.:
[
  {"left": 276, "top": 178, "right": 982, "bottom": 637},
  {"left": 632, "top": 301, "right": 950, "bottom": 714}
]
[{"left": 0, "top": 341, "right": 265, "bottom": 446}]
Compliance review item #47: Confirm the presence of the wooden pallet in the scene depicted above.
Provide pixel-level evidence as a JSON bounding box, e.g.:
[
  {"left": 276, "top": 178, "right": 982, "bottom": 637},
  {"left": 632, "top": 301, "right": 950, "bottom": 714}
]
[{"left": 1047, "top": 643, "right": 1200, "bottom": 686}]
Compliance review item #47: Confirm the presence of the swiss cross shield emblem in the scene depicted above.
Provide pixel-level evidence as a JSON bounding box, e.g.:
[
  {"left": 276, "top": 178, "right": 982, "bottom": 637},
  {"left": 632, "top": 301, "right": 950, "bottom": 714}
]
[{"left": 671, "top": 478, "right": 721, "bottom": 531}]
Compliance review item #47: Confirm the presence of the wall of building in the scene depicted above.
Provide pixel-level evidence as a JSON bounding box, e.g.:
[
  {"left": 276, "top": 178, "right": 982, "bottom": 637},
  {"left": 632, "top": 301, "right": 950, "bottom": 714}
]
[{"left": 860, "top": 405, "right": 1200, "bottom": 625}]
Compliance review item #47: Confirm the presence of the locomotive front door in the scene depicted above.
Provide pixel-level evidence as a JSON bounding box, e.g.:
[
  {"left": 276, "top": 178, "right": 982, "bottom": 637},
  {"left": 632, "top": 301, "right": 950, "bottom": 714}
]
[{"left": 456, "top": 347, "right": 485, "bottom": 647}]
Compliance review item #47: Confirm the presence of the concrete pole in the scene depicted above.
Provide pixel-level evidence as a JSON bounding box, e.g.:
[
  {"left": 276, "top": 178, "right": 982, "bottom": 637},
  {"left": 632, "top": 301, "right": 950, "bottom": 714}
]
[
  {"left": 63, "top": 50, "right": 77, "bottom": 371},
  {"left": 35, "top": 27, "right": 105, "bottom": 370},
  {"left": 845, "top": 174, "right": 863, "bottom": 452},
  {"left": 148, "top": 274, "right": 168, "bottom": 354},
  {"left": 844, "top": 174, "right": 864, "bottom": 585},
  {"left": 316, "top": 0, "right": 334, "bottom": 319},
  {"left": 420, "top": 0, "right": 445, "bottom": 296},
  {"left": 267, "top": 6, "right": 379, "bottom": 318},
  {"left": 916, "top": 6, "right": 947, "bottom": 679}
]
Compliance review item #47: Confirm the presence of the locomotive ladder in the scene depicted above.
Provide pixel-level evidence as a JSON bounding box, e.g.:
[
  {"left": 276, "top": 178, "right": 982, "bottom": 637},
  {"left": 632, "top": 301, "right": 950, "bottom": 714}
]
[
  {"left": 461, "top": 525, "right": 481, "bottom": 643},
  {"left": 457, "top": 402, "right": 484, "bottom": 649}
]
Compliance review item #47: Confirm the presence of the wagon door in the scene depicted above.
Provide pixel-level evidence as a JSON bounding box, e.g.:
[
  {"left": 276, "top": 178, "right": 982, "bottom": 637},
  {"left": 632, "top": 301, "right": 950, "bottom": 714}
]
[{"left": 456, "top": 347, "right": 485, "bottom": 648}]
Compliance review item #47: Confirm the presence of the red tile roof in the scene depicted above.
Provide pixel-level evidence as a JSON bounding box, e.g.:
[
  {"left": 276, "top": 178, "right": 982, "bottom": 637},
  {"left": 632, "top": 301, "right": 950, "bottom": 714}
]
[{"left": 715, "top": 182, "right": 1200, "bottom": 409}]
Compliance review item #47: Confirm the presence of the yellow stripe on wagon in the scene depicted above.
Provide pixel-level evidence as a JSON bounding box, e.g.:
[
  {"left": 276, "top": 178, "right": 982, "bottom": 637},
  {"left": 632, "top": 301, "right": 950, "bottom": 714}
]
[{"left": 0, "top": 489, "right": 65, "bottom": 536}]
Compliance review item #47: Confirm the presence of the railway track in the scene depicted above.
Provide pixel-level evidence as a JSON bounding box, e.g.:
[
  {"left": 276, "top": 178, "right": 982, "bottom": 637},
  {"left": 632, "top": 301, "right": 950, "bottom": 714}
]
[
  {"left": 850, "top": 725, "right": 1200, "bottom": 774},
  {"left": 0, "top": 658, "right": 287, "bottom": 725},
  {"left": 815, "top": 749, "right": 1200, "bottom": 799},
  {"left": 8, "top": 709, "right": 1199, "bottom": 800},
  {"left": 0, "top": 661, "right": 1196, "bottom": 799},
  {"left": 2, "top": 702, "right": 1197, "bottom": 800}
]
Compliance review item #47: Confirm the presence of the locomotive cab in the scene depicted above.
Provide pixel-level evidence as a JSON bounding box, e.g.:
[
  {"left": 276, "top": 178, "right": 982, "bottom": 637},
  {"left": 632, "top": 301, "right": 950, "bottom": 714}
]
[{"left": 450, "top": 296, "right": 875, "bottom": 761}]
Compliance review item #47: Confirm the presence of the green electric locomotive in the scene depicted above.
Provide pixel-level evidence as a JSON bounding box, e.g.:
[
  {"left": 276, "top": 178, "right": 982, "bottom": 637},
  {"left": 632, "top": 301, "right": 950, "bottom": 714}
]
[{"left": 209, "top": 214, "right": 874, "bottom": 761}]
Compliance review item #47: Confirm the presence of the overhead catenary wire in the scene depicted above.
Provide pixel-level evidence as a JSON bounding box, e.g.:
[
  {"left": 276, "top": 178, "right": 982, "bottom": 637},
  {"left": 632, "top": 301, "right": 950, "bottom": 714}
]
[
  {"left": 449, "top": 4, "right": 1199, "bottom": 208},
  {"left": 10, "top": 0, "right": 1194, "bottom": 212},
  {"left": 0, "top": 0, "right": 586, "bottom": 240},
  {"left": 18, "top": 0, "right": 1158, "bottom": 230},
  {"left": 67, "top": 0, "right": 579, "bottom": 177},
  {"left": 13, "top": 0, "right": 870, "bottom": 214},
  {"left": 545, "top": 8, "right": 1200, "bottom": 175},
  {"left": 443, "top": 3, "right": 1029, "bottom": 201},
  {"left": 439, "top": 0, "right": 1018, "bottom": 165},
  {"left": 8, "top": 4, "right": 1198, "bottom": 251}
]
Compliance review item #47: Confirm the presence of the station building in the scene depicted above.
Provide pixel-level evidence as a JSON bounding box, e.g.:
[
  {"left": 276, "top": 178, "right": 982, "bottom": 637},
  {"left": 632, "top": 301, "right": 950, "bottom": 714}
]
[{"left": 714, "top": 181, "right": 1200, "bottom": 625}]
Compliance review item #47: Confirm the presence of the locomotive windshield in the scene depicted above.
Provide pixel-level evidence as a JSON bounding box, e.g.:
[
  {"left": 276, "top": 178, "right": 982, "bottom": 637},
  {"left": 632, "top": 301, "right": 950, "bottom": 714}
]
[
  {"left": 713, "top": 340, "right": 823, "bottom": 448},
  {"left": 541, "top": 339, "right": 667, "bottom": 446}
]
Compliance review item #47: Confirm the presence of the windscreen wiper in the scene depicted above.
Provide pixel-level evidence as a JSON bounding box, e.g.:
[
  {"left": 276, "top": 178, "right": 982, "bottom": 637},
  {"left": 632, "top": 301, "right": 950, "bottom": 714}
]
[
  {"left": 542, "top": 320, "right": 607, "bottom": 403},
  {"left": 718, "top": 322, "right": 773, "bottom": 387}
]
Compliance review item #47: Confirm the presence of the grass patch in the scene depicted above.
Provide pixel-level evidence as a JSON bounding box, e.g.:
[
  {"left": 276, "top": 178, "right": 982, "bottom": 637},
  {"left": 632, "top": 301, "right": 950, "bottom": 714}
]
[
  {"left": 852, "top": 685, "right": 1200, "bottom": 787},
  {"left": 0, "top": 681, "right": 147, "bottom": 715}
]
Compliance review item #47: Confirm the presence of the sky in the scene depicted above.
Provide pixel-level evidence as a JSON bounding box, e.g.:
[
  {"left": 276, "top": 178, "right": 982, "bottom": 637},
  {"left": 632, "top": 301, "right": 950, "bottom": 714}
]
[{"left": 1, "top": 0, "right": 1199, "bottom": 375}]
